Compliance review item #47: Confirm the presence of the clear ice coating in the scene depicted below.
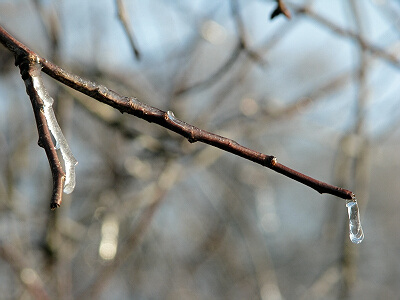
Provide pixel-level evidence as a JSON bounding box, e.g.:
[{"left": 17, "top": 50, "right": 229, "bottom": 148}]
[
  {"left": 31, "top": 69, "right": 78, "bottom": 194},
  {"left": 346, "top": 195, "right": 364, "bottom": 244},
  {"left": 167, "top": 110, "right": 177, "bottom": 122}
]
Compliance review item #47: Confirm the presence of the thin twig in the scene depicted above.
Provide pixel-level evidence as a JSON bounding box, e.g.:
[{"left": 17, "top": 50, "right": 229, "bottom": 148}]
[
  {"left": 116, "top": 0, "right": 141, "bottom": 59},
  {"left": 230, "top": 0, "right": 267, "bottom": 66},
  {"left": 176, "top": 0, "right": 266, "bottom": 96},
  {"left": 0, "top": 24, "right": 354, "bottom": 204},
  {"left": 175, "top": 41, "right": 243, "bottom": 95},
  {"left": 292, "top": 4, "right": 400, "bottom": 69}
]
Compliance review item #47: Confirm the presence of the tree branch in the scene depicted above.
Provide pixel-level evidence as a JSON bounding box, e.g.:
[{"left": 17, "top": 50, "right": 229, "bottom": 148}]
[
  {"left": 18, "top": 56, "right": 65, "bottom": 209},
  {"left": 0, "top": 24, "right": 354, "bottom": 208}
]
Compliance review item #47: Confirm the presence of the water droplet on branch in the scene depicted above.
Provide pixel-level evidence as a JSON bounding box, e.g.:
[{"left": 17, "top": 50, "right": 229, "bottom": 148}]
[{"left": 346, "top": 195, "right": 364, "bottom": 244}]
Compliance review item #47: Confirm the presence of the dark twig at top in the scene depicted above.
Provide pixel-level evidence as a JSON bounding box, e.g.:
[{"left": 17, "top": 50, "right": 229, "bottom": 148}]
[
  {"left": 0, "top": 24, "right": 354, "bottom": 208},
  {"left": 271, "top": 0, "right": 292, "bottom": 20}
]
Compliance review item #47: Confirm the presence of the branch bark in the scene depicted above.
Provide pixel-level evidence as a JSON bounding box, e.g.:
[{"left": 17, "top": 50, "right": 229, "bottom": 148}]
[{"left": 0, "top": 24, "right": 354, "bottom": 208}]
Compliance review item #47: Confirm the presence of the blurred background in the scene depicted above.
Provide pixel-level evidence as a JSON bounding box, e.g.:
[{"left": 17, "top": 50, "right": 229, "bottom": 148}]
[{"left": 1, "top": 0, "right": 400, "bottom": 299}]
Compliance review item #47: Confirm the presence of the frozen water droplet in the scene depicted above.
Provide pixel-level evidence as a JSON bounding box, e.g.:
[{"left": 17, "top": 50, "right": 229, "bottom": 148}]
[
  {"left": 167, "top": 110, "right": 177, "bottom": 122},
  {"left": 63, "top": 158, "right": 78, "bottom": 194},
  {"left": 346, "top": 195, "right": 364, "bottom": 244}
]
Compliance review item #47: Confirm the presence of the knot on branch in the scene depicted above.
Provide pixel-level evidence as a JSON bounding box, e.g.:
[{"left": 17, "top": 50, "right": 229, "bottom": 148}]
[{"left": 265, "top": 155, "right": 278, "bottom": 167}]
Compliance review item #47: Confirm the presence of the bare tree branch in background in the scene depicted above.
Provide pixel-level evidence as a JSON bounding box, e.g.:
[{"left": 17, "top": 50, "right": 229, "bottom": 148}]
[
  {"left": 176, "top": 0, "right": 267, "bottom": 95},
  {"left": 0, "top": 244, "right": 51, "bottom": 300},
  {"left": 292, "top": 3, "right": 400, "bottom": 69},
  {"left": 116, "top": 0, "right": 141, "bottom": 60}
]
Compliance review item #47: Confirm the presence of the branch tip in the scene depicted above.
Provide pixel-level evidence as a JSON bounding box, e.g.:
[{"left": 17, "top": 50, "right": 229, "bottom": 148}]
[{"left": 50, "top": 203, "right": 60, "bottom": 210}]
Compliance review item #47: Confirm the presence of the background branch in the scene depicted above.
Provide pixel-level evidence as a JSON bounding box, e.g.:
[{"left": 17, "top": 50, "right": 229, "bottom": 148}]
[
  {"left": 292, "top": 4, "right": 400, "bottom": 68},
  {"left": 116, "top": 0, "right": 141, "bottom": 60}
]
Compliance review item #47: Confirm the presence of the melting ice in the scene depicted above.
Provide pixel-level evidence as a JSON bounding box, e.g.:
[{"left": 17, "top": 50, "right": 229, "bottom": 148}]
[
  {"left": 31, "top": 67, "right": 78, "bottom": 194},
  {"left": 346, "top": 196, "right": 364, "bottom": 244}
]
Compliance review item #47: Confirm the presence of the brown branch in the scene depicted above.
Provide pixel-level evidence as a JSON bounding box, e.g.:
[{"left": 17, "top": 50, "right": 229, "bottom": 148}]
[{"left": 0, "top": 24, "right": 354, "bottom": 205}]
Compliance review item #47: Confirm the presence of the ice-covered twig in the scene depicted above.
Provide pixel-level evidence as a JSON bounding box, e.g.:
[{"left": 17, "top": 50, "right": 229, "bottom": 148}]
[
  {"left": 31, "top": 62, "right": 78, "bottom": 194},
  {"left": 0, "top": 25, "right": 356, "bottom": 206},
  {"left": 16, "top": 58, "right": 65, "bottom": 209}
]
